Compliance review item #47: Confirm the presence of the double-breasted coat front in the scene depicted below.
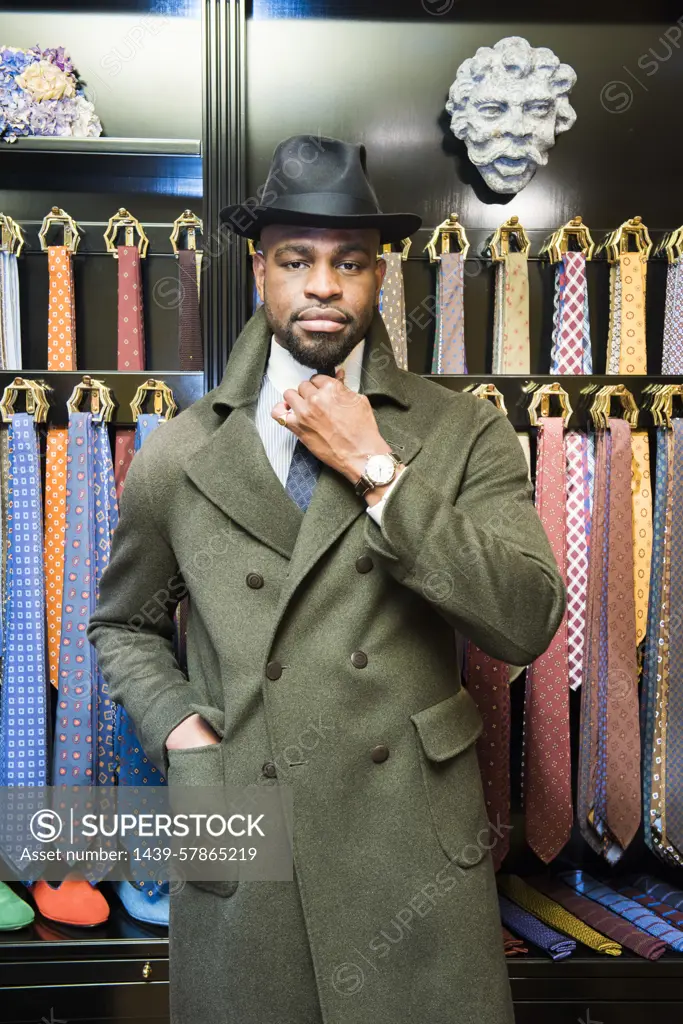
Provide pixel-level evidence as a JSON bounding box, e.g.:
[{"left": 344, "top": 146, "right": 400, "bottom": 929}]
[{"left": 88, "top": 304, "right": 565, "bottom": 1024}]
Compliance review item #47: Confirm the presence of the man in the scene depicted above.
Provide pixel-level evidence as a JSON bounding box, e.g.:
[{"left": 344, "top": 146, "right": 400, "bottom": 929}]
[{"left": 89, "top": 135, "right": 565, "bottom": 1024}]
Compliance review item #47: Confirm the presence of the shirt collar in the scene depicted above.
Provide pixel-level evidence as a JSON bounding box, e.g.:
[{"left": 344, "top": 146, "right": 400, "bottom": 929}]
[{"left": 266, "top": 333, "right": 364, "bottom": 396}]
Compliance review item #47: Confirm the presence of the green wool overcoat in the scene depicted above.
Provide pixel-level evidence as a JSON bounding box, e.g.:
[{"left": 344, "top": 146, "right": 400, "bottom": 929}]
[{"left": 88, "top": 303, "right": 565, "bottom": 1024}]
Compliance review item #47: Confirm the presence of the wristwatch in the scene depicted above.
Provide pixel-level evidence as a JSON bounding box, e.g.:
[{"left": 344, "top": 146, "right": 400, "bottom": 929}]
[{"left": 353, "top": 451, "right": 402, "bottom": 498}]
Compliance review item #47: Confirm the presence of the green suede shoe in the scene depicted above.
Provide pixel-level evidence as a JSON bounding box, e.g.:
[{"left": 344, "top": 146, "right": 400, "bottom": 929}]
[{"left": 0, "top": 881, "right": 34, "bottom": 930}]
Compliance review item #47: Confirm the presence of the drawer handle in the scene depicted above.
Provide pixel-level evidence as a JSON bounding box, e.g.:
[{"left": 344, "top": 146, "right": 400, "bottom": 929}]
[{"left": 142, "top": 961, "right": 152, "bottom": 981}]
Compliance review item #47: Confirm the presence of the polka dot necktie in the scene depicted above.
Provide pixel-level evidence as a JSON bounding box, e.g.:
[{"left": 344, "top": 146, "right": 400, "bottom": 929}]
[{"left": 607, "top": 251, "right": 647, "bottom": 374}]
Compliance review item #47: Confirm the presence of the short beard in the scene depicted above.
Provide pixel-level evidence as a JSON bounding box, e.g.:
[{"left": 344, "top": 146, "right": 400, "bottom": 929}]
[{"left": 263, "top": 297, "right": 374, "bottom": 374}]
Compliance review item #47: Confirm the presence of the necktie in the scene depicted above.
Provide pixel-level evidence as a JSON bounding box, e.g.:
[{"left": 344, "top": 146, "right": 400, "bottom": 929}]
[
  {"left": 630, "top": 875, "right": 683, "bottom": 911},
  {"left": 631, "top": 430, "right": 653, "bottom": 647},
  {"left": 550, "top": 251, "right": 593, "bottom": 374},
  {"left": 607, "top": 252, "right": 647, "bottom": 374},
  {"left": 501, "top": 927, "right": 528, "bottom": 956},
  {"left": 47, "top": 245, "right": 76, "bottom": 370},
  {"left": 44, "top": 429, "right": 68, "bottom": 689},
  {"left": 178, "top": 248, "right": 204, "bottom": 371},
  {"left": 523, "top": 416, "right": 572, "bottom": 863},
  {"left": 286, "top": 440, "right": 322, "bottom": 513},
  {"left": 497, "top": 894, "right": 576, "bottom": 960},
  {"left": 114, "top": 412, "right": 169, "bottom": 900},
  {"left": 641, "top": 428, "right": 674, "bottom": 862},
  {"left": 92, "top": 421, "right": 118, "bottom": 788},
  {"left": 493, "top": 252, "right": 529, "bottom": 373},
  {"left": 116, "top": 243, "right": 146, "bottom": 500},
  {"left": 565, "top": 431, "right": 593, "bottom": 690},
  {"left": 465, "top": 643, "right": 510, "bottom": 870},
  {"left": 528, "top": 875, "right": 666, "bottom": 960},
  {"left": 498, "top": 874, "right": 621, "bottom": 955},
  {"left": 432, "top": 252, "right": 466, "bottom": 374},
  {"left": 662, "top": 256, "right": 683, "bottom": 373},
  {"left": 0, "top": 249, "right": 22, "bottom": 369},
  {"left": 379, "top": 251, "right": 408, "bottom": 372},
  {"left": 662, "top": 418, "right": 683, "bottom": 857},
  {"left": 617, "top": 885, "right": 683, "bottom": 930},
  {"left": 0, "top": 412, "right": 49, "bottom": 786},
  {"left": 559, "top": 870, "right": 683, "bottom": 950},
  {"left": 52, "top": 413, "right": 97, "bottom": 785}
]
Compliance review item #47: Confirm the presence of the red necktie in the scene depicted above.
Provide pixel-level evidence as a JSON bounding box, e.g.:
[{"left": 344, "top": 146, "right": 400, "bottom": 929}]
[
  {"left": 465, "top": 643, "right": 510, "bottom": 871},
  {"left": 523, "top": 417, "right": 572, "bottom": 862},
  {"left": 116, "top": 244, "right": 145, "bottom": 495}
]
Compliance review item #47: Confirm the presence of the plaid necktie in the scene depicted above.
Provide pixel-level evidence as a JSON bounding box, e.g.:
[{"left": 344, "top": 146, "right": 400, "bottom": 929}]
[
  {"left": 0, "top": 412, "right": 49, "bottom": 786},
  {"left": 560, "top": 870, "right": 683, "bottom": 950},
  {"left": 523, "top": 417, "right": 572, "bottom": 863},
  {"left": 379, "top": 251, "right": 408, "bottom": 371},
  {"left": 432, "top": 252, "right": 466, "bottom": 374},
  {"left": 498, "top": 874, "right": 622, "bottom": 955},
  {"left": 662, "top": 257, "right": 683, "bottom": 373},
  {"left": 493, "top": 252, "right": 529, "bottom": 373},
  {"left": 529, "top": 875, "right": 666, "bottom": 960},
  {"left": 497, "top": 894, "right": 576, "bottom": 959},
  {"left": 550, "top": 252, "right": 593, "bottom": 374}
]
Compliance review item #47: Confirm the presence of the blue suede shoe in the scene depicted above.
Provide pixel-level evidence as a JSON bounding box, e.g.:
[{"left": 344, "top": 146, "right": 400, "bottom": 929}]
[{"left": 115, "top": 881, "right": 169, "bottom": 926}]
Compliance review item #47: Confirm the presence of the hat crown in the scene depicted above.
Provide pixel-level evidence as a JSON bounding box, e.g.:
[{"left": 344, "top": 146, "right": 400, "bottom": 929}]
[{"left": 264, "top": 135, "right": 381, "bottom": 211}]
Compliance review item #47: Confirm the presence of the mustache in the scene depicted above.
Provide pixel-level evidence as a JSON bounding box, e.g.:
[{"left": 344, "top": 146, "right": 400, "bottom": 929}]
[{"left": 467, "top": 140, "right": 545, "bottom": 169}]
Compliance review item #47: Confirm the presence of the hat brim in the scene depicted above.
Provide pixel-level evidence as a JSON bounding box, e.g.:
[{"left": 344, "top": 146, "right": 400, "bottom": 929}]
[{"left": 218, "top": 204, "right": 422, "bottom": 245}]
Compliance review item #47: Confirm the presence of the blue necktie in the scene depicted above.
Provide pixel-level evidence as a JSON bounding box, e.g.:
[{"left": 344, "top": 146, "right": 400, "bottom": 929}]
[
  {"left": 630, "top": 875, "right": 683, "bottom": 911},
  {"left": 0, "top": 412, "right": 49, "bottom": 786},
  {"left": 114, "top": 414, "right": 169, "bottom": 902},
  {"left": 0, "top": 413, "right": 50, "bottom": 880},
  {"left": 559, "top": 870, "right": 683, "bottom": 950},
  {"left": 284, "top": 368, "right": 325, "bottom": 513},
  {"left": 497, "top": 895, "right": 576, "bottom": 960}
]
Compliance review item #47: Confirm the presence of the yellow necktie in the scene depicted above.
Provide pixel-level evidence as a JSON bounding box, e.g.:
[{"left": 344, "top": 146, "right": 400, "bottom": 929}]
[
  {"left": 497, "top": 875, "right": 622, "bottom": 955},
  {"left": 494, "top": 252, "right": 530, "bottom": 373},
  {"left": 619, "top": 251, "right": 647, "bottom": 374}
]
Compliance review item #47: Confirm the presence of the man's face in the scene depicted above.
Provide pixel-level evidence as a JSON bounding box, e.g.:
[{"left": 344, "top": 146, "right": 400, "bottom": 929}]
[
  {"left": 454, "top": 74, "right": 558, "bottom": 193},
  {"left": 252, "top": 225, "right": 385, "bottom": 373}
]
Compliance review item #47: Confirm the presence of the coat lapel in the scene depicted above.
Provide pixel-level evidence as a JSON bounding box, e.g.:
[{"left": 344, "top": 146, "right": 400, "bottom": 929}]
[{"left": 183, "top": 306, "right": 304, "bottom": 560}]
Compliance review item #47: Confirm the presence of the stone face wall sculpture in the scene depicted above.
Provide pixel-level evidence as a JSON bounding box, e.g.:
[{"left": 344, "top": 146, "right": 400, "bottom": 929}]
[{"left": 446, "top": 36, "right": 577, "bottom": 194}]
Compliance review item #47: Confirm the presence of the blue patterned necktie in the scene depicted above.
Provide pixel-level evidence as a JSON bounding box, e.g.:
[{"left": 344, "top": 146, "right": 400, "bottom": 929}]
[
  {"left": 497, "top": 895, "right": 576, "bottom": 960},
  {"left": 114, "top": 413, "right": 169, "bottom": 901},
  {"left": 0, "top": 413, "right": 48, "bottom": 786},
  {"left": 559, "top": 871, "right": 683, "bottom": 950},
  {"left": 284, "top": 371, "right": 326, "bottom": 513}
]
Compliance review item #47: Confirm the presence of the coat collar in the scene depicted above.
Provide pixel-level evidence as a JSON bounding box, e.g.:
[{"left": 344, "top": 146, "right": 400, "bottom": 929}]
[{"left": 183, "top": 304, "right": 421, "bottom": 574}]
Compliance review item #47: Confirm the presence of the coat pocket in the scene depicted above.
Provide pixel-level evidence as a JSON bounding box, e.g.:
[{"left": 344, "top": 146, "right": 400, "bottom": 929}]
[
  {"left": 166, "top": 743, "right": 238, "bottom": 898},
  {"left": 410, "top": 687, "right": 490, "bottom": 869}
]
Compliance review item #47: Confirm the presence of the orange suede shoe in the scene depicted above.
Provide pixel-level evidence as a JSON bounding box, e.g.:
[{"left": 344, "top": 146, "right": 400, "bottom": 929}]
[{"left": 31, "top": 874, "right": 110, "bottom": 926}]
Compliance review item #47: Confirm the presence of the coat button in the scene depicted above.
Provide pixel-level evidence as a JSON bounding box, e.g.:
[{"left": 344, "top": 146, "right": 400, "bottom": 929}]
[
  {"left": 262, "top": 762, "right": 277, "bottom": 778},
  {"left": 246, "top": 572, "right": 264, "bottom": 589},
  {"left": 355, "top": 555, "right": 373, "bottom": 573},
  {"left": 351, "top": 650, "right": 368, "bottom": 669},
  {"left": 265, "top": 661, "right": 282, "bottom": 680},
  {"left": 371, "top": 744, "right": 389, "bottom": 763}
]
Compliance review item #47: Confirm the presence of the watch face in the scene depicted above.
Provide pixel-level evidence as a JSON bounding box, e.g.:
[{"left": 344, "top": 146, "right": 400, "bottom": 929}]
[{"left": 366, "top": 454, "right": 395, "bottom": 485}]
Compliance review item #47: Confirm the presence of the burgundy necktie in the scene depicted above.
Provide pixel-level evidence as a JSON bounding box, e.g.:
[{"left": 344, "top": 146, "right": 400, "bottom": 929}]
[
  {"left": 523, "top": 417, "right": 572, "bottom": 863},
  {"left": 178, "top": 249, "right": 203, "bottom": 371}
]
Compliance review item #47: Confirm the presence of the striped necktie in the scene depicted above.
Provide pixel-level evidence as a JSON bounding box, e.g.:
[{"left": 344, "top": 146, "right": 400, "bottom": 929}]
[
  {"left": 630, "top": 875, "right": 683, "bottom": 910},
  {"left": 550, "top": 251, "right": 592, "bottom": 374},
  {"left": 431, "top": 252, "right": 466, "bottom": 374},
  {"left": 559, "top": 870, "right": 683, "bottom": 950},
  {"left": 497, "top": 894, "right": 576, "bottom": 960}
]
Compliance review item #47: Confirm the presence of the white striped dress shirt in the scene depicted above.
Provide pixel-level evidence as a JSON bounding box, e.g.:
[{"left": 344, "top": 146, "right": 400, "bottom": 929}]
[{"left": 254, "top": 334, "right": 400, "bottom": 524}]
